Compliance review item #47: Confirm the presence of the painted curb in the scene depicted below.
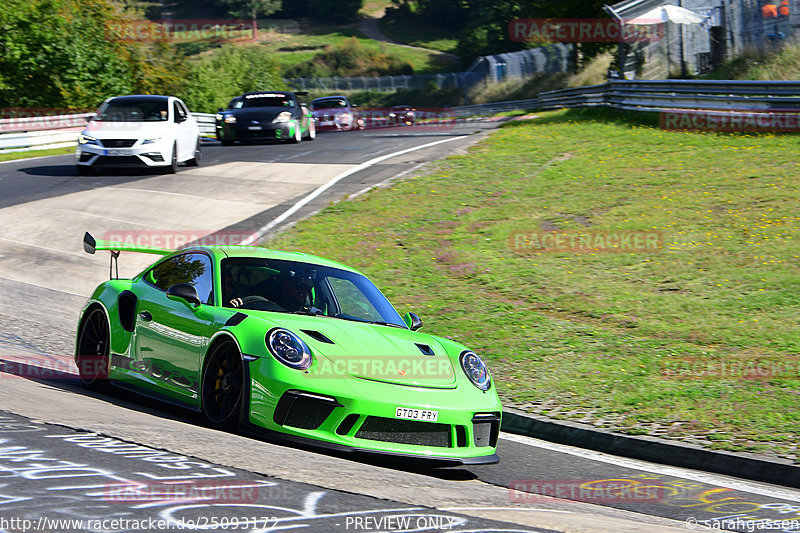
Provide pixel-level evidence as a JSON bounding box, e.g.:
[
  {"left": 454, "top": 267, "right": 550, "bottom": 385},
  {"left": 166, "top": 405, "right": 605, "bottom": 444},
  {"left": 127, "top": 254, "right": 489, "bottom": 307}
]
[{"left": 501, "top": 407, "right": 800, "bottom": 489}]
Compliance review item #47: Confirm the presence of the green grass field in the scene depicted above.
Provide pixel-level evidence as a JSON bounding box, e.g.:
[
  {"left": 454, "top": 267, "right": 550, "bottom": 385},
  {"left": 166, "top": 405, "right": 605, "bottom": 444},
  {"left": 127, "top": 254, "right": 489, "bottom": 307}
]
[
  {"left": 175, "top": 23, "right": 453, "bottom": 74},
  {"left": 0, "top": 146, "right": 74, "bottom": 162},
  {"left": 268, "top": 108, "right": 800, "bottom": 460}
]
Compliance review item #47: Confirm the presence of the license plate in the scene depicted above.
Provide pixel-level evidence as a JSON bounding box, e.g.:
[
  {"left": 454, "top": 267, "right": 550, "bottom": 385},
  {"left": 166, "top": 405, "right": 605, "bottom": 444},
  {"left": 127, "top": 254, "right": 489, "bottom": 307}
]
[
  {"left": 395, "top": 407, "right": 438, "bottom": 422},
  {"left": 105, "top": 148, "right": 131, "bottom": 156},
  {"left": 247, "top": 125, "right": 262, "bottom": 130}
]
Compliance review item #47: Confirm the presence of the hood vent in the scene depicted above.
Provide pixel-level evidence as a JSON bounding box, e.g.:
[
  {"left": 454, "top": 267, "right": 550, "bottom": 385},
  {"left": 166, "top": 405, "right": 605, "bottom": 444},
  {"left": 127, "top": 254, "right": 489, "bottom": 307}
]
[
  {"left": 301, "top": 329, "right": 334, "bottom": 344},
  {"left": 415, "top": 343, "right": 435, "bottom": 356}
]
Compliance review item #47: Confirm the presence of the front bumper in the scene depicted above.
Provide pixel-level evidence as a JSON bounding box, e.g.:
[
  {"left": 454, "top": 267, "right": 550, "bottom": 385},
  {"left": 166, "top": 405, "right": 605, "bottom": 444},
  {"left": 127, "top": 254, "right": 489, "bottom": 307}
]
[
  {"left": 76, "top": 142, "right": 171, "bottom": 168},
  {"left": 246, "top": 357, "right": 502, "bottom": 463},
  {"left": 216, "top": 122, "right": 297, "bottom": 141}
]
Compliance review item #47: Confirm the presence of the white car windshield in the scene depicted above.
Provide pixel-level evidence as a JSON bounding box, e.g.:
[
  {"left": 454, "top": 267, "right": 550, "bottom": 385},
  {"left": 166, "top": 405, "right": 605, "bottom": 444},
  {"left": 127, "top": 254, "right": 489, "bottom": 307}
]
[{"left": 96, "top": 99, "right": 169, "bottom": 122}]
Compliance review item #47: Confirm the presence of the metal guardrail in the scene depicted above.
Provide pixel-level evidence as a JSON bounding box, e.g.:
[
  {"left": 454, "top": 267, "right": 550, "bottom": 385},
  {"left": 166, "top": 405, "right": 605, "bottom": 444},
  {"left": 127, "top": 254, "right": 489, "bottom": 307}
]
[
  {"left": 448, "top": 80, "right": 800, "bottom": 118},
  {"left": 0, "top": 113, "right": 218, "bottom": 153},
  {"left": 4, "top": 80, "right": 800, "bottom": 152}
]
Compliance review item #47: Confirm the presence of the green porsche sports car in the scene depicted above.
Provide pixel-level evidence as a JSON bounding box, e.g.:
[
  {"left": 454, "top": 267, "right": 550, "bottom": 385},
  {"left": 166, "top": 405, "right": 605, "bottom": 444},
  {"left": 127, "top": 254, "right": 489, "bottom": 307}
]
[{"left": 75, "top": 233, "right": 501, "bottom": 464}]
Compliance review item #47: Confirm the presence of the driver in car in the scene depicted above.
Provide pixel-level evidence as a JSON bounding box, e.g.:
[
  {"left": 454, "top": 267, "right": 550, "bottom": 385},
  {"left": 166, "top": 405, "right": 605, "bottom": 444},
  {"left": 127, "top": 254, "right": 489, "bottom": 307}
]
[{"left": 226, "top": 271, "right": 311, "bottom": 312}]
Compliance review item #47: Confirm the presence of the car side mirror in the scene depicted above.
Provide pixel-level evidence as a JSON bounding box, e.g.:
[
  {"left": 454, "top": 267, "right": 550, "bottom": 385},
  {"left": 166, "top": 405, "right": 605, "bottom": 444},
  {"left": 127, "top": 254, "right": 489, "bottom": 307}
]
[
  {"left": 351, "top": 103, "right": 358, "bottom": 107},
  {"left": 85, "top": 114, "right": 96, "bottom": 123},
  {"left": 175, "top": 114, "right": 187, "bottom": 123},
  {"left": 167, "top": 284, "right": 201, "bottom": 307},
  {"left": 404, "top": 312, "right": 423, "bottom": 331}
]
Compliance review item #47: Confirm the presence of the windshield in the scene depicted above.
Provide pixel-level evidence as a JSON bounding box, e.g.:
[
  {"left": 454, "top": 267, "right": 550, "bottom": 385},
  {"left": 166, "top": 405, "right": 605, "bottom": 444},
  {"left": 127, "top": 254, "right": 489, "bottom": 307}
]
[
  {"left": 242, "top": 94, "right": 294, "bottom": 108},
  {"left": 221, "top": 258, "right": 406, "bottom": 327},
  {"left": 313, "top": 99, "right": 347, "bottom": 109},
  {"left": 96, "top": 99, "right": 169, "bottom": 122}
]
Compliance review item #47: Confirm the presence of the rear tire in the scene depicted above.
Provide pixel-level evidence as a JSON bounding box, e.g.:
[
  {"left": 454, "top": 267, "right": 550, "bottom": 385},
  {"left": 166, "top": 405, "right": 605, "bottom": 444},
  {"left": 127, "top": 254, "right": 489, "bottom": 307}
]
[
  {"left": 201, "top": 340, "right": 244, "bottom": 430},
  {"left": 75, "top": 307, "right": 110, "bottom": 390}
]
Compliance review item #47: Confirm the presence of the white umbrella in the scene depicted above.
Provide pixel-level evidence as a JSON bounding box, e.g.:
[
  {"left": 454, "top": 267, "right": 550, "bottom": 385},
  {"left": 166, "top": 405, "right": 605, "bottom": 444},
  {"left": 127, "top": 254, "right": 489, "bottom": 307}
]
[{"left": 625, "top": 4, "right": 708, "bottom": 25}]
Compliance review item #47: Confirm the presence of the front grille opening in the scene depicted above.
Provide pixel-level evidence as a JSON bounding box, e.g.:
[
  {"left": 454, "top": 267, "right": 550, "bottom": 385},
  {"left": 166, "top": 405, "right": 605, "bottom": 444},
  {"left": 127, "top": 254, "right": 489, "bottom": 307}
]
[
  {"left": 301, "top": 330, "right": 334, "bottom": 344},
  {"left": 78, "top": 153, "right": 93, "bottom": 162},
  {"left": 336, "top": 414, "right": 360, "bottom": 435},
  {"left": 355, "top": 416, "right": 452, "bottom": 448},
  {"left": 142, "top": 153, "right": 164, "bottom": 162},
  {"left": 273, "top": 391, "right": 338, "bottom": 430},
  {"left": 472, "top": 413, "right": 500, "bottom": 448},
  {"left": 100, "top": 139, "right": 137, "bottom": 148},
  {"left": 455, "top": 425, "right": 468, "bottom": 447}
]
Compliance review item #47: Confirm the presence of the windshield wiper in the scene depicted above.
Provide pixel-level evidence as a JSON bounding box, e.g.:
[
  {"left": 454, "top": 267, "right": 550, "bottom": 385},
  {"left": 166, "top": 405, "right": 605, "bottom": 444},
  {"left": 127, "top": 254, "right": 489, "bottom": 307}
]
[{"left": 364, "top": 320, "right": 407, "bottom": 329}]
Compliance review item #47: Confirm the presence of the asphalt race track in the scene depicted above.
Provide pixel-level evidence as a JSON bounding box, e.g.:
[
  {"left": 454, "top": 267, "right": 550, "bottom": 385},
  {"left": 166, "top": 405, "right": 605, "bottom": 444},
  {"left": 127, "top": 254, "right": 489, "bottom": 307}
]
[{"left": 1, "top": 125, "right": 800, "bottom": 533}]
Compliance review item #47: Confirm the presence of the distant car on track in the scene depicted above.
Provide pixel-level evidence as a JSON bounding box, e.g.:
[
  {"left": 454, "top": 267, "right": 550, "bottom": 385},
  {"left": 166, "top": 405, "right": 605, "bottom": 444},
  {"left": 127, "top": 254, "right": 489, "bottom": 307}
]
[
  {"left": 310, "top": 96, "right": 364, "bottom": 131},
  {"left": 75, "top": 95, "right": 201, "bottom": 175},
  {"left": 389, "top": 105, "right": 415, "bottom": 126},
  {"left": 215, "top": 91, "right": 315, "bottom": 145},
  {"left": 76, "top": 233, "right": 501, "bottom": 465}
]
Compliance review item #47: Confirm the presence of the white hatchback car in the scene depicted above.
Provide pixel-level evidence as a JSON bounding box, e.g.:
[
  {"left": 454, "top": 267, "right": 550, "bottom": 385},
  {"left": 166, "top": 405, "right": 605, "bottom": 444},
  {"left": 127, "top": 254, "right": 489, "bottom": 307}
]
[{"left": 76, "top": 95, "right": 201, "bottom": 175}]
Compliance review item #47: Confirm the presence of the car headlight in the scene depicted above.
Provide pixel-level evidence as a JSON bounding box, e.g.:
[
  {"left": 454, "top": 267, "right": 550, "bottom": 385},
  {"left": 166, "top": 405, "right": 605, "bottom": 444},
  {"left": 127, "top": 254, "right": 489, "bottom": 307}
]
[
  {"left": 389, "top": 113, "right": 396, "bottom": 117},
  {"left": 142, "top": 137, "right": 161, "bottom": 145},
  {"left": 266, "top": 328, "right": 313, "bottom": 370},
  {"left": 460, "top": 351, "right": 491, "bottom": 391},
  {"left": 272, "top": 112, "right": 292, "bottom": 123},
  {"left": 224, "top": 115, "right": 237, "bottom": 124},
  {"left": 78, "top": 134, "right": 98, "bottom": 145},
  {"left": 215, "top": 113, "right": 223, "bottom": 120},
  {"left": 408, "top": 111, "right": 415, "bottom": 116},
  {"left": 337, "top": 113, "right": 351, "bottom": 121}
]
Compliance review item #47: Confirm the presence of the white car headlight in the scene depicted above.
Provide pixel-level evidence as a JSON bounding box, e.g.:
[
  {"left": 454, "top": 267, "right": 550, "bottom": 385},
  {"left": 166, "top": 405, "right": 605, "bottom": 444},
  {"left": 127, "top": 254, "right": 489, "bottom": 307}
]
[
  {"left": 460, "top": 351, "right": 491, "bottom": 390},
  {"left": 272, "top": 111, "right": 292, "bottom": 123},
  {"left": 78, "top": 134, "right": 98, "bottom": 145},
  {"left": 224, "top": 115, "right": 237, "bottom": 124},
  {"left": 337, "top": 113, "right": 352, "bottom": 121},
  {"left": 266, "top": 328, "right": 313, "bottom": 370},
  {"left": 142, "top": 137, "right": 161, "bottom": 145}
]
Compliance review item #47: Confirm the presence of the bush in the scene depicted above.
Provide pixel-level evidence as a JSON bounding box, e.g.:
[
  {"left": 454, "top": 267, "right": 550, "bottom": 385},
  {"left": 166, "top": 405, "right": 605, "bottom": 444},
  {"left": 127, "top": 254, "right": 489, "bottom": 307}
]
[
  {"left": 180, "top": 45, "right": 285, "bottom": 113},
  {"left": 284, "top": 37, "right": 414, "bottom": 78}
]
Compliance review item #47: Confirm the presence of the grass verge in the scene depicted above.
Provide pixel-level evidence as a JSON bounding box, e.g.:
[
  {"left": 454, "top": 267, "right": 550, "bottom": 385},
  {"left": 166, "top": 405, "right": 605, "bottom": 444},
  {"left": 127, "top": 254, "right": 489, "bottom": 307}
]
[
  {"left": 268, "top": 108, "right": 800, "bottom": 460},
  {"left": 0, "top": 146, "right": 75, "bottom": 163}
]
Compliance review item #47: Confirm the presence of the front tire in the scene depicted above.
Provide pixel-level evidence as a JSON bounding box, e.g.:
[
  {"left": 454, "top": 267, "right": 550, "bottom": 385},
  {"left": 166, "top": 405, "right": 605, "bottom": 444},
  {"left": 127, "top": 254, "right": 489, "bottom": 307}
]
[
  {"left": 303, "top": 118, "right": 316, "bottom": 141},
  {"left": 185, "top": 138, "right": 201, "bottom": 166},
  {"left": 201, "top": 340, "right": 244, "bottom": 430},
  {"left": 290, "top": 121, "right": 302, "bottom": 143},
  {"left": 162, "top": 142, "right": 178, "bottom": 174},
  {"left": 75, "top": 307, "right": 110, "bottom": 390}
]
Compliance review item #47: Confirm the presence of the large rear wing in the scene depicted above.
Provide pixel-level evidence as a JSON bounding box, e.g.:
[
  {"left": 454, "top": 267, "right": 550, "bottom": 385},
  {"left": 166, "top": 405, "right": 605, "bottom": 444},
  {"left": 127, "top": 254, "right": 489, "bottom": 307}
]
[{"left": 83, "top": 232, "right": 172, "bottom": 279}]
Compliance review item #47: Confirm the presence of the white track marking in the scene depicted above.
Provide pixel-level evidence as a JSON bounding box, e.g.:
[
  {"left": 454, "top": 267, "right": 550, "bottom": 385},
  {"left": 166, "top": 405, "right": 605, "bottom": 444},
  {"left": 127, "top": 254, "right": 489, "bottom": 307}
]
[
  {"left": 501, "top": 432, "right": 800, "bottom": 502},
  {"left": 239, "top": 136, "right": 468, "bottom": 244}
]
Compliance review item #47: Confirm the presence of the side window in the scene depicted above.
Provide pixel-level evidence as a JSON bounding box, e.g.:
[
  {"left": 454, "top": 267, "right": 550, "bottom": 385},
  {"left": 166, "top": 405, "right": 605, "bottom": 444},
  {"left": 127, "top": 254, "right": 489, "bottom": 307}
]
[
  {"left": 178, "top": 100, "right": 190, "bottom": 117},
  {"left": 148, "top": 253, "right": 213, "bottom": 304},
  {"left": 173, "top": 101, "right": 186, "bottom": 122}
]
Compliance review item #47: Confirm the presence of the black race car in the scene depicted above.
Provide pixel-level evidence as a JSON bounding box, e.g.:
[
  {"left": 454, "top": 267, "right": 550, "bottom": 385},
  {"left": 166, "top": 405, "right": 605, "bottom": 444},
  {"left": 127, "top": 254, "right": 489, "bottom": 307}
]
[{"left": 215, "top": 91, "right": 315, "bottom": 145}]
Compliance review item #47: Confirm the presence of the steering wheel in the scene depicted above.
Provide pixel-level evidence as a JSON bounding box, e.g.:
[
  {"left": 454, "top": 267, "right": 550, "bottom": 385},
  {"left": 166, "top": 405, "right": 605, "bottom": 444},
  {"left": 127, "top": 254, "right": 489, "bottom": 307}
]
[{"left": 241, "top": 295, "right": 269, "bottom": 305}]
